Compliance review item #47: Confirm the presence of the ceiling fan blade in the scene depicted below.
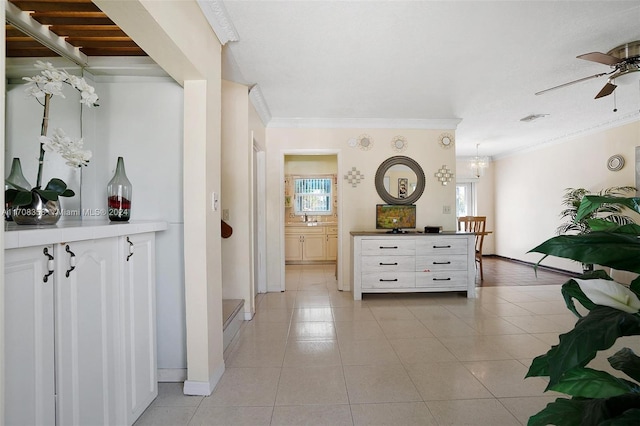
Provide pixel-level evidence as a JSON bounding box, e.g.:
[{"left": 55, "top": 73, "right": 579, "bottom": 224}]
[
  {"left": 577, "top": 52, "right": 621, "bottom": 66},
  {"left": 535, "top": 73, "right": 607, "bottom": 95},
  {"left": 594, "top": 82, "right": 617, "bottom": 99}
]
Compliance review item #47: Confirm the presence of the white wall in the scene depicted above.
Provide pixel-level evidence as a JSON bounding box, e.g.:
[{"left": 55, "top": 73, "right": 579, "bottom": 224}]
[
  {"left": 493, "top": 121, "right": 640, "bottom": 272},
  {"left": 266, "top": 128, "right": 458, "bottom": 291},
  {"left": 93, "top": 76, "right": 186, "bottom": 375}
]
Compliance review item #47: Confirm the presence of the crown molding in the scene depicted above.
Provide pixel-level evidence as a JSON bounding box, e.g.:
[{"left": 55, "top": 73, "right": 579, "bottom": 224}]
[
  {"left": 197, "top": 0, "right": 239, "bottom": 45},
  {"left": 249, "top": 85, "right": 272, "bottom": 127},
  {"left": 267, "top": 117, "right": 462, "bottom": 130},
  {"left": 493, "top": 111, "right": 640, "bottom": 160}
]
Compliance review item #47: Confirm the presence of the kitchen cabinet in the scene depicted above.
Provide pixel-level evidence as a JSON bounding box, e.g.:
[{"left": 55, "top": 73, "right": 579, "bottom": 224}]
[
  {"left": 285, "top": 225, "right": 336, "bottom": 263},
  {"left": 3, "top": 221, "right": 165, "bottom": 426},
  {"left": 326, "top": 226, "right": 338, "bottom": 261},
  {"left": 351, "top": 232, "right": 475, "bottom": 300}
]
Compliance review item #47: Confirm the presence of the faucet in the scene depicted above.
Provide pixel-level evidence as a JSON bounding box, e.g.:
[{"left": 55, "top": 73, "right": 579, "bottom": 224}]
[{"left": 302, "top": 213, "right": 307, "bottom": 222}]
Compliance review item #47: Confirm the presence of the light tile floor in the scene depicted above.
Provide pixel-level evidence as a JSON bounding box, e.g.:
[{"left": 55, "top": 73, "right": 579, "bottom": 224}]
[{"left": 135, "top": 258, "right": 621, "bottom": 425}]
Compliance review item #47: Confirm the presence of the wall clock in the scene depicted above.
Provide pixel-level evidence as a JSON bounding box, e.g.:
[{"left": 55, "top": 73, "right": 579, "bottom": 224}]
[{"left": 607, "top": 154, "right": 625, "bottom": 171}]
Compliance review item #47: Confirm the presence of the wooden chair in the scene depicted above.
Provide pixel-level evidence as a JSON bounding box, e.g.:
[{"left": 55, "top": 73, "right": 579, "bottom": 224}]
[{"left": 457, "top": 216, "right": 487, "bottom": 281}]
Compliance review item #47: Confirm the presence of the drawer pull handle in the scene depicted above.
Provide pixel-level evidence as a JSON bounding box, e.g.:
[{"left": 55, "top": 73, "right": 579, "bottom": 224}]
[
  {"left": 433, "top": 245, "right": 451, "bottom": 249},
  {"left": 433, "top": 261, "right": 451, "bottom": 265},
  {"left": 126, "top": 236, "right": 134, "bottom": 261},
  {"left": 379, "top": 246, "right": 398, "bottom": 249},
  {"left": 379, "top": 278, "right": 398, "bottom": 282},
  {"left": 433, "top": 278, "right": 452, "bottom": 281},
  {"left": 379, "top": 262, "right": 398, "bottom": 266}
]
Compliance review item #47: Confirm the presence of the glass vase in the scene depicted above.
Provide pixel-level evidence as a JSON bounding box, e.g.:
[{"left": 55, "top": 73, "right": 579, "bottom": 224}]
[
  {"left": 107, "top": 157, "right": 132, "bottom": 222},
  {"left": 5, "top": 158, "right": 32, "bottom": 221}
]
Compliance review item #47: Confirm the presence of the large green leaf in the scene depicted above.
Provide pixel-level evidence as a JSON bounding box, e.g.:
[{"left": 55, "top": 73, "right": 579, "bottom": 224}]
[
  {"left": 631, "top": 277, "right": 640, "bottom": 299},
  {"left": 529, "top": 306, "right": 640, "bottom": 387},
  {"left": 44, "top": 178, "right": 68, "bottom": 194},
  {"left": 601, "top": 394, "right": 640, "bottom": 423},
  {"left": 599, "top": 409, "right": 640, "bottom": 425},
  {"left": 549, "top": 366, "right": 638, "bottom": 398},
  {"left": 528, "top": 398, "right": 596, "bottom": 426},
  {"left": 577, "top": 196, "right": 640, "bottom": 221},
  {"left": 11, "top": 189, "right": 34, "bottom": 206},
  {"left": 33, "top": 188, "right": 59, "bottom": 201},
  {"left": 530, "top": 233, "right": 640, "bottom": 274},
  {"left": 562, "top": 280, "right": 598, "bottom": 318},
  {"left": 527, "top": 353, "right": 550, "bottom": 377},
  {"left": 587, "top": 219, "right": 640, "bottom": 234},
  {"left": 608, "top": 348, "right": 640, "bottom": 383}
]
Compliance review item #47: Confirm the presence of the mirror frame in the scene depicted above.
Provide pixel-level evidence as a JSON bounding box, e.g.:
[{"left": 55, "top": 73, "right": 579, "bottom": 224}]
[{"left": 374, "top": 155, "right": 426, "bottom": 205}]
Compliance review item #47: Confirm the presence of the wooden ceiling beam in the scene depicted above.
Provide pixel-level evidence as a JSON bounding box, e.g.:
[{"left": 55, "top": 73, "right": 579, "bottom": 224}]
[
  {"left": 80, "top": 47, "right": 146, "bottom": 56},
  {"left": 9, "top": 1, "right": 101, "bottom": 13},
  {"left": 29, "top": 15, "right": 115, "bottom": 26}
]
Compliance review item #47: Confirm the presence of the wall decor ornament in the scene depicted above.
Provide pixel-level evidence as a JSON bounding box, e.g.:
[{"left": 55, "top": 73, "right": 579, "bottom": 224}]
[
  {"left": 438, "top": 133, "right": 454, "bottom": 149},
  {"left": 357, "top": 134, "right": 374, "bottom": 150},
  {"left": 391, "top": 135, "right": 408, "bottom": 152},
  {"left": 5, "top": 61, "right": 98, "bottom": 225},
  {"left": 434, "top": 165, "right": 454, "bottom": 186},
  {"left": 607, "top": 154, "right": 625, "bottom": 171},
  {"left": 344, "top": 167, "right": 364, "bottom": 187}
]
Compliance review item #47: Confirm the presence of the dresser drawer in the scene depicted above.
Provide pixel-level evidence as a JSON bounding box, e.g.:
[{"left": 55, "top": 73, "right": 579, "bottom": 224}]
[
  {"left": 361, "top": 271, "right": 415, "bottom": 289},
  {"left": 416, "top": 255, "right": 468, "bottom": 271},
  {"left": 416, "top": 238, "right": 467, "bottom": 255},
  {"left": 362, "top": 256, "right": 415, "bottom": 272},
  {"left": 361, "top": 239, "right": 415, "bottom": 256},
  {"left": 416, "top": 271, "right": 468, "bottom": 288}
]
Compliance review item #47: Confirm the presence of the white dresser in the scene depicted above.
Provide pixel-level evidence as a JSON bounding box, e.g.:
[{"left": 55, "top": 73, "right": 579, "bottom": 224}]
[{"left": 351, "top": 232, "right": 476, "bottom": 300}]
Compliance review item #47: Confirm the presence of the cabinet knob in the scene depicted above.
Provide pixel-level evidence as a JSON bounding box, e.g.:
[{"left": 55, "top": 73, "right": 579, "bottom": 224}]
[
  {"left": 126, "top": 237, "right": 134, "bottom": 261},
  {"left": 43, "top": 247, "right": 54, "bottom": 283},
  {"left": 65, "top": 245, "right": 76, "bottom": 277}
]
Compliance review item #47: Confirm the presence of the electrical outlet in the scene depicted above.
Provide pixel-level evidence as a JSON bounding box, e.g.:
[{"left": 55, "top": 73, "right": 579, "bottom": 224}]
[
  {"left": 222, "top": 209, "right": 230, "bottom": 221},
  {"left": 443, "top": 205, "right": 452, "bottom": 214}
]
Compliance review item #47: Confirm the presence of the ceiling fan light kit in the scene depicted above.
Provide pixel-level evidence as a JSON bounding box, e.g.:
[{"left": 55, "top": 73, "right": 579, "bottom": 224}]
[{"left": 536, "top": 40, "right": 640, "bottom": 100}]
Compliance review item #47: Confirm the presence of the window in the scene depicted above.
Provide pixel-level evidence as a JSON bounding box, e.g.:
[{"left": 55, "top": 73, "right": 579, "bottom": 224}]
[
  {"left": 456, "top": 182, "right": 475, "bottom": 217},
  {"left": 294, "top": 177, "right": 333, "bottom": 215}
]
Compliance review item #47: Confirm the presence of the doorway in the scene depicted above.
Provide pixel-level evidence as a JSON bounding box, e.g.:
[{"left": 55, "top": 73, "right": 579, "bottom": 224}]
[{"left": 280, "top": 151, "right": 342, "bottom": 292}]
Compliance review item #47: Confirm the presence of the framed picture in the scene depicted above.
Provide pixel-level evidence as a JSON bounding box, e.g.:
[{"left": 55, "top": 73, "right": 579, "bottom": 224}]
[{"left": 398, "top": 178, "right": 408, "bottom": 199}]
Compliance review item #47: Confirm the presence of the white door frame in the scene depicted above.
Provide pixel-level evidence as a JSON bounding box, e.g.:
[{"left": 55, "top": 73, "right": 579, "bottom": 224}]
[
  {"left": 279, "top": 149, "right": 343, "bottom": 291},
  {"left": 253, "top": 140, "right": 267, "bottom": 294}
]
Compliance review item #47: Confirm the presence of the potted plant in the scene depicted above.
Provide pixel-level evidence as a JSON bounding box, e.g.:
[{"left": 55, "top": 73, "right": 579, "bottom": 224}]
[
  {"left": 5, "top": 60, "right": 98, "bottom": 224},
  {"left": 556, "top": 186, "right": 636, "bottom": 235},
  {"left": 526, "top": 194, "right": 640, "bottom": 425}
]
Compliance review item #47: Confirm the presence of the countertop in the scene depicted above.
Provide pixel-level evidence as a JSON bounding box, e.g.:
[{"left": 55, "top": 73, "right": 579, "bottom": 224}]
[
  {"left": 285, "top": 222, "right": 338, "bottom": 227},
  {"left": 5, "top": 219, "right": 168, "bottom": 249}
]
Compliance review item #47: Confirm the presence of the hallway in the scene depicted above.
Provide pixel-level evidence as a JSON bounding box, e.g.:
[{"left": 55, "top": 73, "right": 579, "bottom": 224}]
[{"left": 135, "top": 259, "right": 615, "bottom": 425}]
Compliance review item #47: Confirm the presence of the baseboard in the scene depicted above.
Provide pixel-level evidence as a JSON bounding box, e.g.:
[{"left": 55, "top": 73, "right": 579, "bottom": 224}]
[
  {"left": 489, "top": 254, "right": 576, "bottom": 276},
  {"left": 157, "top": 368, "right": 187, "bottom": 383},
  {"left": 183, "top": 363, "right": 225, "bottom": 396}
]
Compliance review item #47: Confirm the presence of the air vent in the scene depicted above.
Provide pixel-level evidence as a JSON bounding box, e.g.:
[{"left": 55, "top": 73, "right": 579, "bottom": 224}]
[{"left": 520, "top": 114, "right": 549, "bottom": 122}]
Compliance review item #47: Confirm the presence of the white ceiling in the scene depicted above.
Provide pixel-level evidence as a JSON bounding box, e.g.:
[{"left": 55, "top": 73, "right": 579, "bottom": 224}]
[{"left": 218, "top": 0, "right": 640, "bottom": 158}]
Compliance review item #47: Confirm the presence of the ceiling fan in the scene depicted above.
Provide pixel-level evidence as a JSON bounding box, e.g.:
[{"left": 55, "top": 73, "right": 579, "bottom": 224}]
[{"left": 536, "top": 41, "right": 640, "bottom": 98}]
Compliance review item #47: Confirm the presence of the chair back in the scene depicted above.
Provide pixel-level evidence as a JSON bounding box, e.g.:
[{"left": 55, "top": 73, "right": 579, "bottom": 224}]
[{"left": 457, "top": 216, "right": 487, "bottom": 253}]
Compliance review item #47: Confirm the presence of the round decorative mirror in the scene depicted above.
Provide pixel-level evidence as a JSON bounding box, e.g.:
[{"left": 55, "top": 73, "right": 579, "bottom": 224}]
[{"left": 375, "top": 156, "right": 426, "bottom": 205}]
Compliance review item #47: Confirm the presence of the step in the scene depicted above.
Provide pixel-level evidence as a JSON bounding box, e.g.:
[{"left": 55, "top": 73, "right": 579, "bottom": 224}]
[{"left": 222, "top": 299, "right": 244, "bottom": 352}]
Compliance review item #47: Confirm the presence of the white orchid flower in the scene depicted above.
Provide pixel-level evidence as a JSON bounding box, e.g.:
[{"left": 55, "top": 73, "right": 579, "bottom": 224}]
[
  {"left": 574, "top": 278, "right": 640, "bottom": 314},
  {"left": 39, "top": 128, "right": 91, "bottom": 168}
]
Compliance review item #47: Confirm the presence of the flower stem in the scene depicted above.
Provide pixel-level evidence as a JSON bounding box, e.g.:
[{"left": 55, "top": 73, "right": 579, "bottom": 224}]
[{"left": 36, "top": 93, "right": 52, "bottom": 189}]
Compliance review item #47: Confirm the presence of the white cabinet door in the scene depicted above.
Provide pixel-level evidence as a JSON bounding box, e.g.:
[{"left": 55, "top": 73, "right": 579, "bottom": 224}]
[
  {"left": 4, "top": 245, "right": 55, "bottom": 426},
  {"left": 285, "top": 234, "right": 303, "bottom": 261},
  {"left": 55, "top": 238, "right": 123, "bottom": 426},
  {"left": 120, "top": 233, "right": 158, "bottom": 425},
  {"left": 302, "top": 234, "right": 326, "bottom": 261}
]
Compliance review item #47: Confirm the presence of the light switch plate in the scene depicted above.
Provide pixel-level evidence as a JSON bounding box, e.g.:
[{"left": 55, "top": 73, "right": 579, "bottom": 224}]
[{"left": 443, "top": 205, "right": 452, "bottom": 214}]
